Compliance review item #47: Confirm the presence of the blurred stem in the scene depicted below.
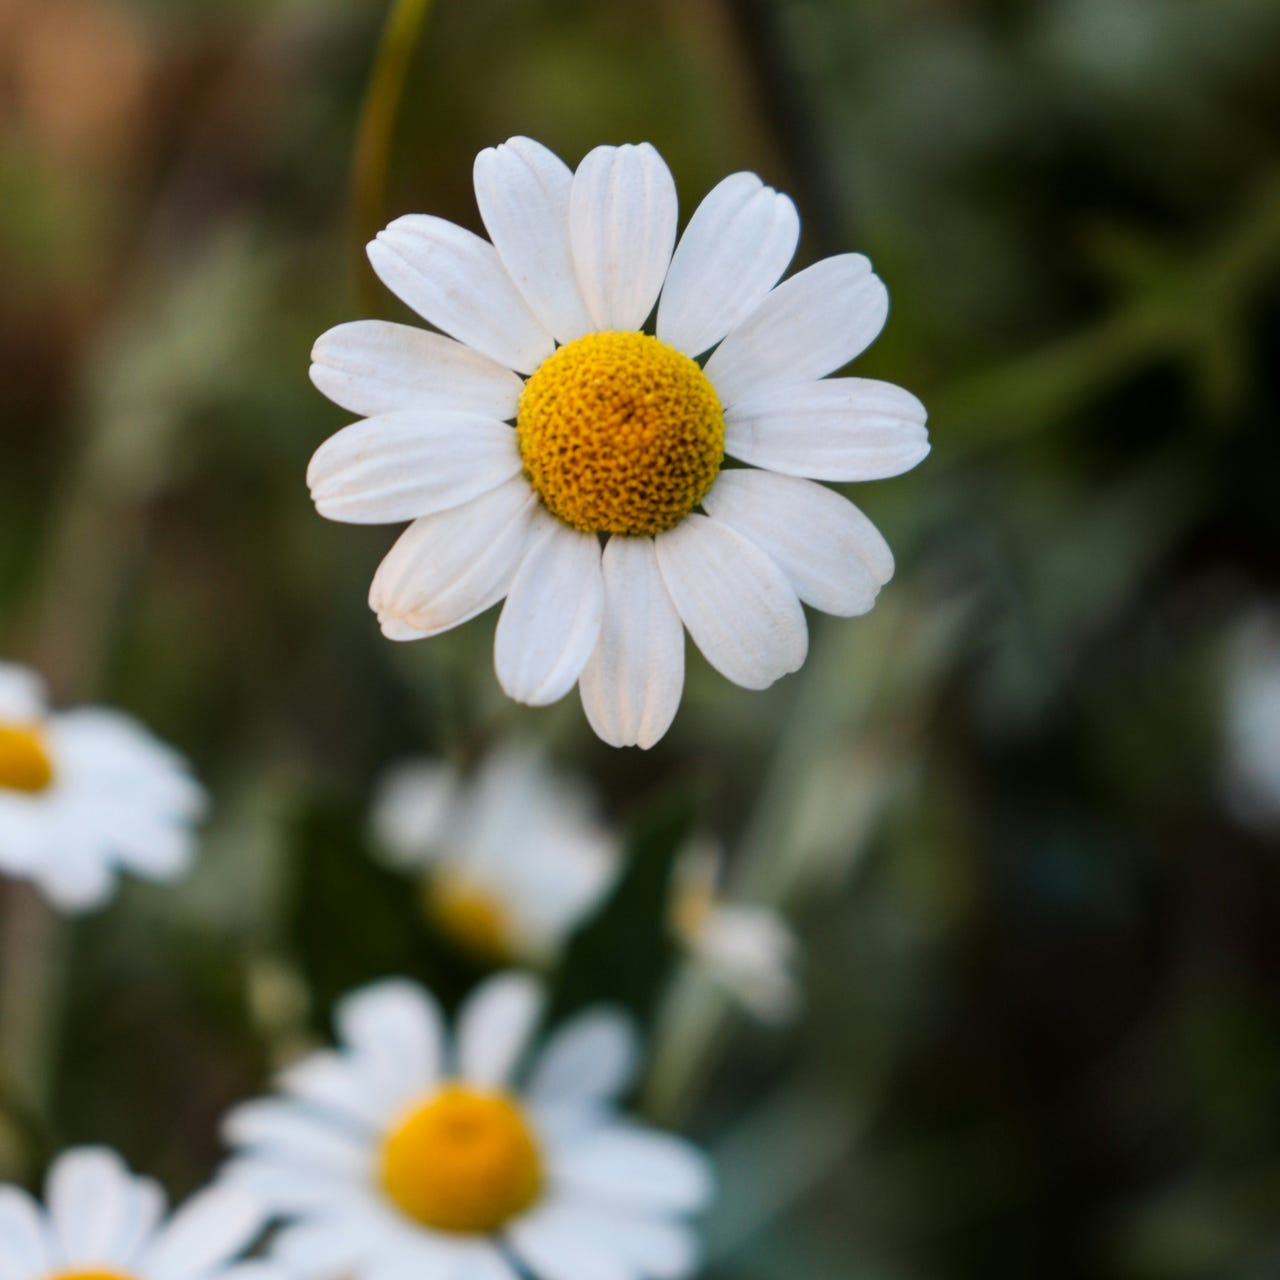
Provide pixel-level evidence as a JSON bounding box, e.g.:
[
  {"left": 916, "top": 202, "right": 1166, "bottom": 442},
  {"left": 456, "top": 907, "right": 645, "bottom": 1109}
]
[
  {"left": 0, "top": 882, "right": 70, "bottom": 1139},
  {"left": 720, "top": 0, "right": 843, "bottom": 253},
  {"left": 350, "top": 0, "right": 434, "bottom": 306}
]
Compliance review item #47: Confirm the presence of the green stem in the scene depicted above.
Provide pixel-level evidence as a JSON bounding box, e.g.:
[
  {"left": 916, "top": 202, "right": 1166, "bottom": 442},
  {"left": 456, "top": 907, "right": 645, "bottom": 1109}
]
[
  {"left": 350, "top": 0, "right": 435, "bottom": 306},
  {"left": 0, "top": 882, "right": 70, "bottom": 1155}
]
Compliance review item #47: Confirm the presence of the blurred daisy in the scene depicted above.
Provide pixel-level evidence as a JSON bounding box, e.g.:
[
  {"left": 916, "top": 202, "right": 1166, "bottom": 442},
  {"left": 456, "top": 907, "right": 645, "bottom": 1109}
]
[
  {"left": 223, "top": 974, "right": 713, "bottom": 1280},
  {"left": 0, "top": 663, "right": 206, "bottom": 912},
  {"left": 0, "top": 1146, "right": 275, "bottom": 1280},
  {"left": 1221, "top": 610, "right": 1280, "bottom": 826},
  {"left": 308, "top": 137, "right": 928, "bottom": 747},
  {"left": 371, "top": 745, "right": 619, "bottom": 964},
  {"left": 671, "top": 844, "right": 800, "bottom": 1024}
]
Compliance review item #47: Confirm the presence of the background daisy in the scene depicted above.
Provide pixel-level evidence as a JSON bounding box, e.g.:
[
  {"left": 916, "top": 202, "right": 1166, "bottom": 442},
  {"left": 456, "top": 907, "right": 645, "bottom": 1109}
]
[
  {"left": 223, "top": 973, "right": 713, "bottom": 1280},
  {"left": 0, "top": 1146, "right": 275, "bottom": 1280},
  {"left": 670, "top": 844, "right": 800, "bottom": 1025},
  {"left": 307, "top": 136, "right": 928, "bottom": 747},
  {"left": 371, "top": 745, "right": 620, "bottom": 964},
  {"left": 0, "top": 663, "right": 206, "bottom": 912}
]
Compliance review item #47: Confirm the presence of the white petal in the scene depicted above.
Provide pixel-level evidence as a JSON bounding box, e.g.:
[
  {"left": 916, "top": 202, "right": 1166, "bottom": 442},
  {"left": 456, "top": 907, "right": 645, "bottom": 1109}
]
[
  {"left": 458, "top": 1252, "right": 521, "bottom": 1280},
  {"left": 703, "top": 254, "right": 889, "bottom": 407},
  {"left": 454, "top": 972, "right": 543, "bottom": 1087},
  {"left": 377, "top": 615, "right": 428, "bottom": 642},
  {"left": 0, "top": 1186, "right": 50, "bottom": 1280},
  {"left": 217, "top": 1158, "right": 356, "bottom": 1218},
  {"left": 570, "top": 144, "right": 677, "bottom": 332},
  {"left": 268, "top": 1221, "right": 369, "bottom": 1278},
  {"left": 527, "top": 1009, "right": 639, "bottom": 1108},
  {"left": 137, "top": 1186, "right": 263, "bottom": 1280},
  {"left": 507, "top": 1206, "right": 631, "bottom": 1280},
  {"left": 278, "top": 1051, "right": 389, "bottom": 1131},
  {"left": 370, "top": 762, "right": 459, "bottom": 868},
  {"left": 511, "top": 1197, "right": 696, "bottom": 1280},
  {"left": 334, "top": 979, "right": 446, "bottom": 1107},
  {"left": 112, "top": 1179, "right": 167, "bottom": 1268},
  {"left": 0, "top": 664, "right": 47, "bottom": 722},
  {"left": 368, "top": 215, "right": 554, "bottom": 374},
  {"left": 474, "top": 137, "right": 594, "bottom": 344},
  {"left": 692, "top": 905, "right": 800, "bottom": 1024},
  {"left": 368, "top": 477, "right": 537, "bottom": 638},
  {"left": 578, "top": 536, "right": 684, "bottom": 749},
  {"left": 306, "top": 411, "right": 520, "bottom": 525},
  {"left": 216, "top": 1264, "right": 293, "bottom": 1280},
  {"left": 221, "top": 1101, "right": 371, "bottom": 1177},
  {"left": 702, "top": 470, "right": 893, "bottom": 617},
  {"left": 656, "top": 172, "right": 799, "bottom": 357},
  {"left": 46, "top": 1147, "right": 134, "bottom": 1266},
  {"left": 724, "top": 377, "right": 928, "bottom": 480},
  {"left": 494, "top": 517, "right": 604, "bottom": 707},
  {"left": 310, "top": 321, "right": 525, "bottom": 420},
  {"left": 551, "top": 1125, "right": 714, "bottom": 1213},
  {"left": 34, "top": 844, "right": 116, "bottom": 914},
  {"left": 655, "top": 514, "right": 807, "bottom": 690}
]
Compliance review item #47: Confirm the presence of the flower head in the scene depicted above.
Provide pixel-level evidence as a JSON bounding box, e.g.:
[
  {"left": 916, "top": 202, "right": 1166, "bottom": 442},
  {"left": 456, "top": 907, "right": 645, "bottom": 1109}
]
[
  {"left": 0, "top": 1147, "right": 273, "bottom": 1280},
  {"left": 0, "top": 663, "right": 206, "bottom": 911},
  {"left": 671, "top": 844, "right": 800, "bottom": 1024},
  {"left": 308, "top": 138, "right": 928, "bottom": 747},
  {"left": 222, "top": 974, "right": 713, "bottom": 1280},
  {"left": 371, "top": 745, "right": 620, "bottom": 964}
]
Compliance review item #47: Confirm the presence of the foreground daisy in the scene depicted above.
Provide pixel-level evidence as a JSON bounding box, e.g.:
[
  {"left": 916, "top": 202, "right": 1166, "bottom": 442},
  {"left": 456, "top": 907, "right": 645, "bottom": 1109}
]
[
  {"left": 672, "top": 845, "right": 799, "bottom": 1024},
  {"left": 308, "top": 137, "right": 929, "bottom": 747},
  {"left": 372, "top": 745, "right": 619, "bottom": 964},
  {"left": 0, "top": 1146, "right": 275, "bottom": 1280},
  {"left": 223, "top": 974, "right": 713, "bottom": 1280},
  {"left": 0, "top": 663, "right": 206, "bottom": 911}
]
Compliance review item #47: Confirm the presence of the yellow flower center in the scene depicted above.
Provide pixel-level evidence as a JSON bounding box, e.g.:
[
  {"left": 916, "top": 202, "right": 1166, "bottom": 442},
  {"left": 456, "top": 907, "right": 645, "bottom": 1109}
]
[
  {"left": 48, "top": 1271, "right": 135, "bottom": 1280},
  {"left": 380, "top": 1084, "right": 542, "bottom": 1233},
  {"left": 673, "top": 881, "right": 716, "bottom": 942},
  {"left": 0, "top": 722, "right": 55, "bottom": 793},
  {"left": 516, "top": 330, "right": 725, "bottom": 535},
  {"left": 424, "top": 873, "right": 516, "bottom": 962}
]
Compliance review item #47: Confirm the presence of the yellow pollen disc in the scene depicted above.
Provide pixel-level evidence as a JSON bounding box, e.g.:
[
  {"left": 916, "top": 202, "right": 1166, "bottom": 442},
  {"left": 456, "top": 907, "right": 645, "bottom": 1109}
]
[
  {"left": 672, "top": 882, "right": 716, "bottom": 942},
  {"left": 48, "top": 1271, "right": 135, "bottom": 1280},
  {"left": 380, "top": 1084, "right": 542, "bottom": 1233},
  {"left": 517, "top": 330, "right": 725, "bottom": 535},
  {"left": 0, "top": 723, "right": 55, "bottom": 793},
  {"left": 424, "top": 873, "right": 515, "bottom": 962}
]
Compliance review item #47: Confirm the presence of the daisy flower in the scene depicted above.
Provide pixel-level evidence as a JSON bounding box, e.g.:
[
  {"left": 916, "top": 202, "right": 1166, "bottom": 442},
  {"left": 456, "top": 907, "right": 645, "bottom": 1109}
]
[
  {"left": 671, "top": 845, "right": 799, "bottom": 1024},
  {"left": 307, "top": 137, "right": 929, "bottom": 747},
  {"left": 222, "top": 974, "right": 713, "bottom": 1280},
  {"left": 0, "top": 663, "right": 206, "bottom": 912},
  {"left": 371, "top": 745, "right": 620, "bottom": 965},
  {"left": 0, "top": 1146, "right": 276, "bottom": 1280}
]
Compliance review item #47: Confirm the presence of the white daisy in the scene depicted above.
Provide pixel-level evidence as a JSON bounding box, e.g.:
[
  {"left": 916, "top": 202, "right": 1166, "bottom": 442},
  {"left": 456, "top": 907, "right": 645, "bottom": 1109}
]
[
  {"left": 307, "top": 137, "right": 929, "bottom": 748},
  {"left": 371, "top": 746, "right": 620, "bottom": 966},
  {"left": 670, "top": 845, "right": 799, "bottom": 1024},
  {"left": 0, "top": 1146, "right": 277, "bottom": 1280},
  {"left": 1221, "top": 610, "right": 1280, "bottom": 826},
  {"left": 222, "top": 973, "right": 713, "bottom": 1280},
  {"left": 0, "top": 663, "right": 206, "bottom": 912}
]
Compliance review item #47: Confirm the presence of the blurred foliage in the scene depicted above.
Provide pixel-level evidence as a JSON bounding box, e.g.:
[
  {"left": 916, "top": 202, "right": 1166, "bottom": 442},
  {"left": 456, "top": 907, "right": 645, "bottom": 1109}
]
[{"left": 3, "top": 0, "right": 1280, "bottom": 1276}]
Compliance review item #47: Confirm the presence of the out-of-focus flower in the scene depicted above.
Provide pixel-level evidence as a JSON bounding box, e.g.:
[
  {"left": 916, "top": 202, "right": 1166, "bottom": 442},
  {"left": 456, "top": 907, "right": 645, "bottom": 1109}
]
[
  {"left": 371, "top": 746, "right": 619, "bottom": 964},
  {"left": 0, "top": 663, "right": 206, "bottom": 912},
  {"left": 671, "top": 844, "right": 800, "bottom": 1024},
  {"left": 223, "top": 974, "right": 713, "bottom": 1280},
  {"left": 307, "top": 137, "right": 928, "bottom": 748},
  {"left": 0, "top": 1146, "right": 274, "bottom": 1280},
  {"left": 372, "top": 745, "right": 801, "bottom": 1018},
  {"left": 1222, "top": 610, "right": 1280, "bottom": 826}
]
